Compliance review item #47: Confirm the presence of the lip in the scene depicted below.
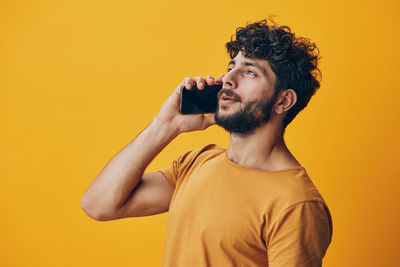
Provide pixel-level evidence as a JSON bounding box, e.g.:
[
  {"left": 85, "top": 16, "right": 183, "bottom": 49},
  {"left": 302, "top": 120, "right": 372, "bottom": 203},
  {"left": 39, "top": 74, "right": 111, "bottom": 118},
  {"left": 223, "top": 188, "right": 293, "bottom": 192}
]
[
  {"left": 220, "top": 93, "right": 236, "bottom": 101},
  {"left": 220, "top": 98, "right": 237, "bottom": 105},
  {"left": 219, "top": 93, "right": 238, "bottom": 105}
]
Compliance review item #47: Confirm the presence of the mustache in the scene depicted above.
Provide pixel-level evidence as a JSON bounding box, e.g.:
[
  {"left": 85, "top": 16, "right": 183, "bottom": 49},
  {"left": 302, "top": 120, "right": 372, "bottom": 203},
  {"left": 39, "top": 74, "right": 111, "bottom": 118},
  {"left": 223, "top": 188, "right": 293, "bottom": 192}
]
[{"left": 217, "top": 88, "right": 242, "bottom": 102}]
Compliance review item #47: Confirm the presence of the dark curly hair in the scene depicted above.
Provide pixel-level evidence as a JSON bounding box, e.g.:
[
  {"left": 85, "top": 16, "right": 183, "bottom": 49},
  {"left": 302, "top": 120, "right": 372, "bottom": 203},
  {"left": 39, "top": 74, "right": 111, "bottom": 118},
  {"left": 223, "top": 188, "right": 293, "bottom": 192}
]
[{"left": 226, "top": 19, "right": 321, "bottom": 132}]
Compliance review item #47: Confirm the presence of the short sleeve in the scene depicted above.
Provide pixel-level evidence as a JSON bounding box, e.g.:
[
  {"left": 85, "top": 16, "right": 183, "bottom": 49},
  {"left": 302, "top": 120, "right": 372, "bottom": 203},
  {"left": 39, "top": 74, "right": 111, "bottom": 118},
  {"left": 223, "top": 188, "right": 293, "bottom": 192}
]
[
  {"left": 158, "top": 155, "right": 182, "bottom": 188},
  {"left": 158, "top": 145, "right": 217, "bottom": 188},
  {"left": 265, "top": 201, "right": 333, "bottom": 267}
]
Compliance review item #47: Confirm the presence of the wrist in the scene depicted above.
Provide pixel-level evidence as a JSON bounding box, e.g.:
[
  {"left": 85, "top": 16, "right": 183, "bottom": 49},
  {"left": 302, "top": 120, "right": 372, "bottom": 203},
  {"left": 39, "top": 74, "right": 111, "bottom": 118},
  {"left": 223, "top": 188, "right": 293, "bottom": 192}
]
[{"left": 151, "top": 116, "right": 180, "bottom": 140}]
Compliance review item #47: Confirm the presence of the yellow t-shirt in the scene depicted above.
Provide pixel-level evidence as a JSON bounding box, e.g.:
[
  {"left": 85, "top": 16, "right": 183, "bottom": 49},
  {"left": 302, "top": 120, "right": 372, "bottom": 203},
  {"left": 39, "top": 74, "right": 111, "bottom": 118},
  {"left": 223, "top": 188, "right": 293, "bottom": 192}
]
[{"left": 159, "top": 144, "right": 332, "bottom": 267}]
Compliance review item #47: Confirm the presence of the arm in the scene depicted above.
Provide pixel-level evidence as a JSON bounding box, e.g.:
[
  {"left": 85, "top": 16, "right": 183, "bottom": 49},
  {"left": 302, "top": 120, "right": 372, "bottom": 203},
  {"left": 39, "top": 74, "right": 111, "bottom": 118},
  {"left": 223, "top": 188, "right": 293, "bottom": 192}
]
[{"left": 80, "top": 75, "right": 223, "bottom": 221}]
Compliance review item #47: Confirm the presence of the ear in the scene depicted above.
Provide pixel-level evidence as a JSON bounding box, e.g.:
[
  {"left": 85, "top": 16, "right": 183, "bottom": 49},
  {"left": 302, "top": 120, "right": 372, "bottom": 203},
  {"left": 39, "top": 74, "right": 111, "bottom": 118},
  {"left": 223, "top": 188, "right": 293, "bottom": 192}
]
[{"left": 274, "top": 89, "right": 297, "bottom": 115}]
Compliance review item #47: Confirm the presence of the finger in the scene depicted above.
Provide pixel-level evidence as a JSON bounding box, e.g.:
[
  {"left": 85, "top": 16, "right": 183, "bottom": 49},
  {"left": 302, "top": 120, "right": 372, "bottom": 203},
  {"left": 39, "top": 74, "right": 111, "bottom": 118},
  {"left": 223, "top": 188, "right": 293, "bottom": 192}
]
[
  {"left": 183, "top": 77, "right": 195, "bottom": 90},
  {"left": 205, "top": 75, "right": 215, "bottom": 85},
  {"left": 194, "top": 76, "right": 206, "bottom": 90},
  {"left": 215, "top": 73, "right": 225, "bottom": 84},
  {"left": 174, "top": 80, "right": 185, "bottom": 96}
]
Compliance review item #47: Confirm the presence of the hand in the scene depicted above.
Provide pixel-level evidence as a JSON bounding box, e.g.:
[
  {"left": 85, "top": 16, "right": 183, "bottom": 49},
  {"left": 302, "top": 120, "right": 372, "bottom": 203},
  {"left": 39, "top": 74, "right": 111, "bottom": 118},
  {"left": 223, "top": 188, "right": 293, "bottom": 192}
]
[{"left": 154, "top": 74, "right": 225, "bottom": 134}]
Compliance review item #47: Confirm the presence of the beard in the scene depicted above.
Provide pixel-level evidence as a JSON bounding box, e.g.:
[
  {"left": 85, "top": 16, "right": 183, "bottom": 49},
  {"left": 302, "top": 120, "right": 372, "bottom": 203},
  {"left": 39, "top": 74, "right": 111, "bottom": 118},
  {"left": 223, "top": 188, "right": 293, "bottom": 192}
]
[{"left": 214, "top": 91, "right": 277, "bottom": 136}]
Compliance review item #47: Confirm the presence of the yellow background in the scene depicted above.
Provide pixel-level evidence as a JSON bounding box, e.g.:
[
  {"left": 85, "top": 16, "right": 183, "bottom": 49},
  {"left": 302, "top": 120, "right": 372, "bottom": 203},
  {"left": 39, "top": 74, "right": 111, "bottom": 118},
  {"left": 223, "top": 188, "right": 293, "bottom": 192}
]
[{"left": 1, "top": 0, "right": 399, "bottom": 266}]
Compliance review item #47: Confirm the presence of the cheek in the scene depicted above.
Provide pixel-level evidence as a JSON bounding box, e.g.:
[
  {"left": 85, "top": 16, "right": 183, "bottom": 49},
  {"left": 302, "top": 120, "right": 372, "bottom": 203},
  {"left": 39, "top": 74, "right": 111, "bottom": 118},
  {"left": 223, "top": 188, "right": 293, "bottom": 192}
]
[
  {"left": 241, "top": 90, "right": 265, "bottom": 103},
  {"left": 239, "top": 80, "right": 271, "bottom": 99}
]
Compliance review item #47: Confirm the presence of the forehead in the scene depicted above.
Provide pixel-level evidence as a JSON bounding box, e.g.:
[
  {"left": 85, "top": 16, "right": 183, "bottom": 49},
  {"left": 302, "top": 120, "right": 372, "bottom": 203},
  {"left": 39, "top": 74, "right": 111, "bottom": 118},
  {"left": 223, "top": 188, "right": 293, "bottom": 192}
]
[{"left": 230, "top": 51, "right": 276, "bottom": 82}]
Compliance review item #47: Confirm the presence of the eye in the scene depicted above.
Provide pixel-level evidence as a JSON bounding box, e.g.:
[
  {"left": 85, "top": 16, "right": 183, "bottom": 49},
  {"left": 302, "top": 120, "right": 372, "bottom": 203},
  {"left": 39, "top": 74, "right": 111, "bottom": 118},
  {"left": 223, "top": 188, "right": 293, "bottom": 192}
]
[{"left": 247, "top": 70, "right": 256, "bottom": 76}]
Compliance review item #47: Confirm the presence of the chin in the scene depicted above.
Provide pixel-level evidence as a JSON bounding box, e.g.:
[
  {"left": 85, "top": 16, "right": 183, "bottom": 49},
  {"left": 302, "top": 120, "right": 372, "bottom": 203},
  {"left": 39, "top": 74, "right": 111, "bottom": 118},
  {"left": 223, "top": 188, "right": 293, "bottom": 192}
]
[{"left": 219, "top": 103, "right": 239, "bottom": 112}]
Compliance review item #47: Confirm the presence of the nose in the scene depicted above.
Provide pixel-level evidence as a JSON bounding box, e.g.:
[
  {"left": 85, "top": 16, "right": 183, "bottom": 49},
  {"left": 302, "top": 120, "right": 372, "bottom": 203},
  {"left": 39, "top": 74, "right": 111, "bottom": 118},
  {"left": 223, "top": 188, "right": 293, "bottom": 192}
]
[{"left": 222, "top": 69, "right": 238, "bottom": 89}]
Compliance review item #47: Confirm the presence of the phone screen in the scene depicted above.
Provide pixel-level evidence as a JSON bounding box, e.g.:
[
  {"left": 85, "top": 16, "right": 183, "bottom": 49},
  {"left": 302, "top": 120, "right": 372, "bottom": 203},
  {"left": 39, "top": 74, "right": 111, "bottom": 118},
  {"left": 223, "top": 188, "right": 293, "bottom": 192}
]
[{"left": 179, "top": 84, "right": 223, "bottom": 114}]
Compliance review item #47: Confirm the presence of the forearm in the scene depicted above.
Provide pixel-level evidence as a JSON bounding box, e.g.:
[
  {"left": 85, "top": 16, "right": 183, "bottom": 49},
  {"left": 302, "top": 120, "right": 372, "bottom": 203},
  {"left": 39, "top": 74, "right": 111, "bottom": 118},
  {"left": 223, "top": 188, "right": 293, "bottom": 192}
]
[{"left": 81, "top": 118, "right": 178, "bottom": 218}]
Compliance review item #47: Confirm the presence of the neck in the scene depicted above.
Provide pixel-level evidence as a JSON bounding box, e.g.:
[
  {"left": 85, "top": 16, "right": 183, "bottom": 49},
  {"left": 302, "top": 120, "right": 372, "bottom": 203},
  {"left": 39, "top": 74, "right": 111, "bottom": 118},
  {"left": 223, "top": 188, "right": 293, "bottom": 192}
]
[{"left": 226, "top": 121, "right": 300, "bottom": 171}]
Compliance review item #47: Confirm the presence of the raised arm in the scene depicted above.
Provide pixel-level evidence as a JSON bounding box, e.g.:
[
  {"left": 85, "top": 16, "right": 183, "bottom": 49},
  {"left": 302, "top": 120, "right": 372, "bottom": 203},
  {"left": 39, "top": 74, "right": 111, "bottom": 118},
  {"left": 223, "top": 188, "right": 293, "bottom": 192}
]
[{"left": 80, "top": 75, "right": 223, "bottom": 221}]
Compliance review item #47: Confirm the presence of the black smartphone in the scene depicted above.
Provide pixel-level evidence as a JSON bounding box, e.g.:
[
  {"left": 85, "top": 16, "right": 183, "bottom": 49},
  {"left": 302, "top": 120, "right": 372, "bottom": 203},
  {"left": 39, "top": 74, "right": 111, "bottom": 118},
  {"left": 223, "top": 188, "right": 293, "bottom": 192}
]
[{"left": 179, "top": 84, "right": 223, "bottom": 114}]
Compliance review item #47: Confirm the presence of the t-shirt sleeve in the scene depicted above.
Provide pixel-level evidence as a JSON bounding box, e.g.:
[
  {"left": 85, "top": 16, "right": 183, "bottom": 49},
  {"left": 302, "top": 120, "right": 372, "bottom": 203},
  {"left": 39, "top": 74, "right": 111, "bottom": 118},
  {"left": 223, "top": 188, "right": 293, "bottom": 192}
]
[
  {"left": 158, "top": 147, "right": 206, "bottom": 188},
  {"left": 265, "top": 201, "right": 333, "bottom": 267}
]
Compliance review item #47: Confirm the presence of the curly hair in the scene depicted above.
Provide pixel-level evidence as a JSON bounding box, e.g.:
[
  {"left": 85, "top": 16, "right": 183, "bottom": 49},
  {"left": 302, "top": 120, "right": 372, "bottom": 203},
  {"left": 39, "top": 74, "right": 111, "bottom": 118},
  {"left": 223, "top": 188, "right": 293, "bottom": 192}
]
[{"left": 226, "top": 19, "right": 321, "bottom": 131}]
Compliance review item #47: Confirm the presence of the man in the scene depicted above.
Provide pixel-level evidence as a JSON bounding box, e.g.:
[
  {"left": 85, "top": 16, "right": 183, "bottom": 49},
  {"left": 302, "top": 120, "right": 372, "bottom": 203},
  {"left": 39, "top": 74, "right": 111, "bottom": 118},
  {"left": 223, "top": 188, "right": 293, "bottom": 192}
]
[{"left": 81, "top": 19, "right": 333, "bottom": 266}]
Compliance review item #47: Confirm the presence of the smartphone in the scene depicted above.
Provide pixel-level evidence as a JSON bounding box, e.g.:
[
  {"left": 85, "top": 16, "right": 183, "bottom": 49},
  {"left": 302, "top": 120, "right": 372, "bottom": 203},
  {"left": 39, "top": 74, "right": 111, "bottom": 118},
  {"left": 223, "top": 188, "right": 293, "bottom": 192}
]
[{"left": 179, "top": 84, "right": 223, "bottom": 114}]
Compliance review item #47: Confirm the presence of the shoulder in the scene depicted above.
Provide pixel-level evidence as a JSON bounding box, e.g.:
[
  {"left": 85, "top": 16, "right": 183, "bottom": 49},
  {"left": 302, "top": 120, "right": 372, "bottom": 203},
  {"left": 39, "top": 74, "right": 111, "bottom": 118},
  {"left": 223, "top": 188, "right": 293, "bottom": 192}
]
[
  {"left": 159, "top": 144, "right": 225, "bottom": 186},
  {"left": 261, "top": 169, "right": 331, "bottom": 229},
  {"left": 178, "top": 144, "right": 225, "bottom": 163},
  {"left": 197, "top": 143, "right": 225, "bottom": 154},
  {"left": 271, "top": 168, "right": 327, "bottom": 207},
  {"left": 196, "top": 143, "right": 226, "bottom": 159},
  {"left": 171, "top": 144, "right": 225, "bottom": 172}
]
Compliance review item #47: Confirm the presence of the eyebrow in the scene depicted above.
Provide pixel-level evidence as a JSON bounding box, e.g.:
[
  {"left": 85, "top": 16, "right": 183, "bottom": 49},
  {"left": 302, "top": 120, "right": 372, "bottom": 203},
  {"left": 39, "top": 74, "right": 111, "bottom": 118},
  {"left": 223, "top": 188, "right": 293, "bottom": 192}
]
[{"left": 228, "top": 59, "right": 268, "bottom": 77}]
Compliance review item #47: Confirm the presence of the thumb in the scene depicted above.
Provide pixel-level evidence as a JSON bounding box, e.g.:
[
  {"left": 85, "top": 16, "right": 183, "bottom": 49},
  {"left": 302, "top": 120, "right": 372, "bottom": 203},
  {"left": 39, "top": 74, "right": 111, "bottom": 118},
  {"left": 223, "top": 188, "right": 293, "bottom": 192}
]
[
  {"left": 163, "top": 82, "right": 183, "bottom": 110},
  {"left": 172, "top": 82, "right": 184, "bottom": 100}
]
